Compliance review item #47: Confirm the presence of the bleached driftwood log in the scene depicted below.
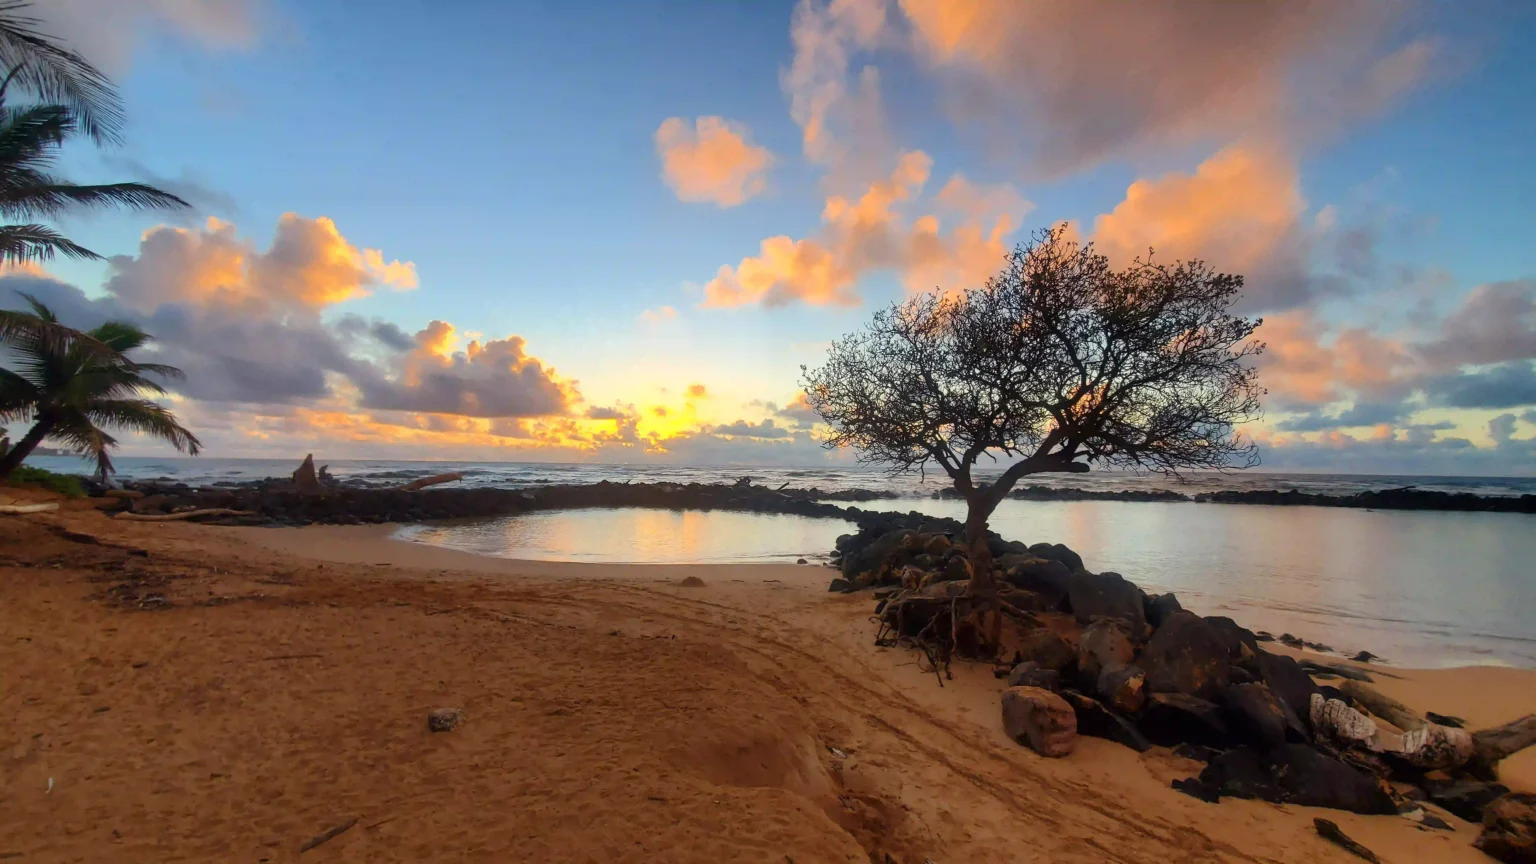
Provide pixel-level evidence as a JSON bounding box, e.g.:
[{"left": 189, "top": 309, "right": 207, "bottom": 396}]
[
  {"left": 0, "top": 502, "right": 59, "bottom": 514},
  {"left": 114, "top": 508, "right": 254, "bottom": 522},
  {"left": 397, "top": 473, "right": 463, "bottom": 492},
  {"left": 1470, "top": 715, "right": 1536, "bottom": 779},
  {"left": 1338, "top": 680, "right": 1426, "bottom": 731}
]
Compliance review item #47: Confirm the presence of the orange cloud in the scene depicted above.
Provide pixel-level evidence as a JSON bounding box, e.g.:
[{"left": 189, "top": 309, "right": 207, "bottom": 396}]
[
  {"left": 105, "top": 214, "right": 415, "bottom": 313},
  {"left": 1093, "top": 146, "right": 1303, "bottom": 274},
  {"left": 783, "top": 0, "right": 889, "bottom": 167},
  {"left": 655, "top": 116, "right": 773, "bottom": 207},
  {"left": 685, "top": 383, "right": 708, "bottom": 399},
  {"left": 1256, "top": 310, "right": 1417, "bottom": 406},
  {"left": 639, "top": 305, "right": 677, "bottom": 324}
]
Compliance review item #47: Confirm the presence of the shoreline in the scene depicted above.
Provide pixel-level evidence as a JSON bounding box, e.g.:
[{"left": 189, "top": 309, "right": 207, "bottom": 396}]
[{"left": 4, "top": 497, "right": 1535, "bottom": 861}]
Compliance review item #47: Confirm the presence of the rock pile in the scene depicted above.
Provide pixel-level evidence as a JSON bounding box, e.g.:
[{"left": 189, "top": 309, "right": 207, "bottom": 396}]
[{"left": 844, "top": 523, "right": 1536, "bottom": 829}]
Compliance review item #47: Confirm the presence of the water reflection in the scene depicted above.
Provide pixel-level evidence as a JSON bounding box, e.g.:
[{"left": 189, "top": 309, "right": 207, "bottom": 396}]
[
  {"left": 398, "top": 500, "right": 1536, "bottom": 667},
  {"left": 399, "top": 507, "right": 853, "bottom": 565}
]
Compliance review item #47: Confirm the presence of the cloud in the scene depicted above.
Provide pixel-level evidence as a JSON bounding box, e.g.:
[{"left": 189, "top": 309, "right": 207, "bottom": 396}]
[
  {"left": 104, "top": 215, "right": 416, "bottom": 314},
  {"left": 685, "top": 383, "right": 708, "bottom": 399},
  {"left": 711, "top": 419, "right": 791, "bottom": 439},
  {"left": 1489, "top": 413, "right": 1518, "bottom": 446},
  {"left": 31, "top": 0, "right": 259, "bottom": 75},
  {"left": 584, "top": 406, "right": 629, "bottom": 421},
  {"left": 1253, "top": 310, "right": 1417, "bottom": 408},
  {"left": 1419, "top": 280, "right": 1536, "bottom": 369},
  {"left": 782, "top": 0, "right": 890, "bottom": 172},
  {"left": 101, "top": 156, "right": 239, "bottom": 221},
  {"left": 894, "top": 0, "right": 1433, "bottom": 175},
  {"left": 1274, "top": 401, "right": 1413, "bottom": 434},
  {"left": 1424, "top": 362, "right": 1536, "bottom": 410},
  {"left": 353, "top": 321, "right": 578, "bottom": 419},
  {"left": 655, "top": 116, "right": 774, "bottom": 207},
  {"left": 639, "top": 305, "right": 678, "bottom": 324},
  {"left": 777, "top": 392, "right": 820, "bottom": 425}
]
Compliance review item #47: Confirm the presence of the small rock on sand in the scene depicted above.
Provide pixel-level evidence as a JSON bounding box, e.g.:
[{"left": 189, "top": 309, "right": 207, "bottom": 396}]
[
  {"left": 1001, "top": 686, "right": 1076, "bottom": 757},
  {"left": 428, "top": 708, "right": 464, "bottom": 732},
  {"left": 680, "top": 576, "right": 705, "bottom": 588}
]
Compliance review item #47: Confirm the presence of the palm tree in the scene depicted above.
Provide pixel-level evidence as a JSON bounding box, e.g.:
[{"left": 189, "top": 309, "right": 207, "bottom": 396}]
[
  {"left": 0, "top": 293, "right": 200, "bottom": 480},
  {"left": 0, "top": 0, "right": 124, "bottom": 144}
]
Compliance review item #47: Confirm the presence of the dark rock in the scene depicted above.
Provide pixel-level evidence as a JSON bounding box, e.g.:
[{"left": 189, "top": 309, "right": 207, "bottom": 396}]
[
  {"left": 1144, "top": 592, "right": 1184, "bottom": 630},
  {"left": 1316, "top": 684, "right": 1354, "bottom": 708},
  {"left": 796, "top": 558, "right": 808, "bottom": 565},
  {"left": 828, "top": 578, "right": 853, "bottom": 593},
  {"left": 1014, "top": 628, "right": 1077, "bottom": 673},
  {"left": 1067, "top": 571, "right": 1147, "bottom": 636},
  {"left": 1139, "top": 693, "right": 1229, "bottom": 749},
  {"left": 1199, "top": 747, "right": 1282, "bottom": 802},
  {"left": 921, "top": 533, "right": 951, "bottom": 556},
  {"left": 1221, "top": 683, "right": 1305, "bottom": 751},
  {"left": 1058, "top": 690, "right": 1152, "bottom": 752},
  {"left": 1001, "top": 557, "right": 1073, "bottom": 605},
  {"left": 292, "top": 454, "right": 321, "bottom": 492},
  {"left": 1300, "top": 660, "right": 1374, "bottom": 683},
  {"left": 1280, "top": 632, "right": 1303, "bottom": 648},
  {"left": 1172, "top": 776, "right": 1220, "bottom": 803},
  {"left": 841, "top": 528, "right": 915, "bottom": 582},
  {"left": 1425, "top": 712, "right": 1465, "bottom": 729},
  {"left": 1028, "top": 542, "right": 1084, "bottom": 574},
  {"left": 1425, "top": 780, "right": 1512, "bottom": 824},
  {"left": 1173, "top": 743, "right": 1221, "bottom": 763},
  {"left": 1398, "top": 805, "right": 1454, "bottom": 831},
  {"left": 1138, "top": 611, "right": 1231, "bottom": 701},
  {"left": 1007, "top": 662, "right": 1061, "bottom": 691},
  {"left": 1476, "top": 792, "right": 1536, "bottom": 864},
  {"left": 1255, "top": 651, "right": 1319, "bottom": 729},
  {"left": 1314, "top": 818, "right": 1381, "bottom": 863},
  {"left": 1267, "top": 744, "right": 1395, "bottom": 815},
  {"left": 427, "top": 707, "right": 463, "bottom": 732},
  {"left": 1254, "top": 630, "right": 1276, "bottom": 642},
  {"left": 940, "top": 555, "right": 972, "bottom": 584},
  {"left": 1204, "top": 616, "right": 1260, "bottom": 663},
  {"left": 1097, "top": 665, "right": 1147, "bottom": 715},
  {"left": 1351, "top": 651, "right": 1379, "bottom": 663},
  {"left": 1001, "top": 686, "right": 1077, "bottom": 757},
  {"left": 1228, "top": 665, "right": 1256, "bottom": 685},
  {"left": 1077, "top": 619, "right": 1135, "bottom": 684}
]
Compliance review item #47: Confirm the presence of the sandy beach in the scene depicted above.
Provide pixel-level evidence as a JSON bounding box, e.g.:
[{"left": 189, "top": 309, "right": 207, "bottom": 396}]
[{"left": 4, "top": 495, "right": 1534, "bottom": 863}]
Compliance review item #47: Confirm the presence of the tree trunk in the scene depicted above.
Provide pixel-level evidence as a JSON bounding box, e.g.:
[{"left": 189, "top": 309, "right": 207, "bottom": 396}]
[
  {"left": 0, "top": 419, "right": 53, "bottom": 481},
  {"left": 963, "top": 491, "right": 999, "bottom": 592}
]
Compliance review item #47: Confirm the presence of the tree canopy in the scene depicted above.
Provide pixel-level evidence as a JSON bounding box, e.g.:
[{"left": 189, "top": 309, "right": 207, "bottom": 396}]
[{"left": 803, "top": 225, "right": 1265, "bottom": 568}]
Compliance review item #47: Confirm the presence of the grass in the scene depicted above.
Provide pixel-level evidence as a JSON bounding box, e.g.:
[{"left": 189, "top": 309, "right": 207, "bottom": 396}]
[{"left": 4, "top": 465, "right": 87, "bottom": 498}]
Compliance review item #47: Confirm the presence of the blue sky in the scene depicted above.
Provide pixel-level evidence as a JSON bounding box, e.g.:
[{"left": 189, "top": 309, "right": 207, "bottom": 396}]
[{"left": 9, "top": 0, "right": 1536, "bottom": 473}]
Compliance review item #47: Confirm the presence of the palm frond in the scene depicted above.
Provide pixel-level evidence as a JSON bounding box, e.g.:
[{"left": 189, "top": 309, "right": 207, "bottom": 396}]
[
  {"left": 122, "top": 362, "right": 185, "bottom": 382},
  {"left": 0, "top": 180, "right": 189, "bottom": 219},
  {"left": 87, "top": 319, "right": 151, "bottom": 353},
  {"left": 47, "top": 413, "right": 118, "bottom": 476},
  {"left": 83, "top": 398, "right": 202, "bottom": 455},
  {"left": 0, "top": 101, "right": 69, "bottom": 164},
  {"left": 0, "top": 222, "right": 98, "bottom": 262},
  {"left": 0, "top": 2, "right": 124, "bottom": 145}
]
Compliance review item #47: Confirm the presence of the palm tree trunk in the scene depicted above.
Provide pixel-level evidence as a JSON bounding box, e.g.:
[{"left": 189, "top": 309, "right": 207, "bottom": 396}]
[{"left": 0, "top": 419, "right": 54, "bottom": 481}]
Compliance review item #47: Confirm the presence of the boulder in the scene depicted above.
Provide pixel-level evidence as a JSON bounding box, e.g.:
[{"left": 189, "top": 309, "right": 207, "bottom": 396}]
[
  {"left": 1059, "top": 690, "right": 1152, "bottom": 752},
  {"left": 1139, "top": 693, "right": 1230, "bottom": 749},
  {"left": 1267, "top": 744, "right": 1395, "bottom": 815},
  {"left": 1014, "top": 628, "right": 1077, "bottom": 673},
  {"left": 1000, "top": 557, "right": 1073, "bottom": 606},
  {"left": 1255, "top": 650, "right": 1319, "bottom": 727},
  {"left": 1067, "top": 571, "right": 1147, "bottom": 636},
  {"left": 841, "top": 528, "right": 915, "bottom": 581},
  {"left": 427, "top": 707, "right": 463, "bottom": 732},
  {"left": 940, "top": 555, "right": 972, "bottom": 584},
  {"left": 1001, "top": 686, "right": 1077, "bottom": 758},
  {"left": 1137, "top": 611, "right": 1231, "bottom": 701},
  {"left": 1007, "top": 662, "right": 1061, "bottom": 691},
  {"left": 1204, "top": 616, "right": 1260, "bottom": 663},
  {"left": 828, "top": 578, "right": 853, "bottom": 593},
  {"left": 1221, "top": 683, "right": 1305, "bottom": 751},
  {"left": 1193, "top": 747, "right": 1283, "bottom": 803},
  {"left": 1426, "top": 780, "right": 1512, "bottom": 824},
  {"left": 292, "top": 454, "right": 322, "bottom": 492},
  {"left": 1077, "top": 619, "right": 1135, "bottom": 684},
  {"left": 1145, "top": 592, "right": 1184, "bottom": 630},
  {"left": 1029, "top": 542, "right": 1084, "bottom": 574},
  {"left": 1477, "top": 792, "right": 1536, "bottom": 864},
  {"left": 921, "top": 533, "right": 951, "bottom": 556},
  {"left": 1097, "top": 665, "right": 1147, "bottom": 715}
]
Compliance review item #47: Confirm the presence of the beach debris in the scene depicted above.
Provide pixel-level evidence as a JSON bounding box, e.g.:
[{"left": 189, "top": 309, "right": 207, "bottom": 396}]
[
  {"left": 427, "top": 708, "right": 464, "bottom": 733},
  {"left": 679, "top": 576, "right": 705, "bottom": 588},
  {"left": 292, "top": 454, "right": 322, "bottom": 492},
  {"left": 0, "top": 501, "right": 59, "bottom": 514},
  {"left": 1476, "top": 792, "right": 1536, "bottom": 864},
  {"left": 1426, "top": 712, "right": 1465, "bottom": 728},
  {"left": 299, "top": 816, "right": 358, "bottom": 853},
  {"left": 1001, "top": 686, "right": 1076, "bottom": 757},
  {"left": 1469, "top": 714, "right": 1536, "bottom": 779},
  {"left": 396, "top": 472, "right": 463, "bottom": 492},
  {"left": 1311, "top": 693, "right": 1381, "bottom": 749},
  {"left": 1299, "top": 660, "right": 1374, "bottom": 683},
  {"left": 1398, "top": 805, "right": 1454, "bottom": 831},
  {"left": 1336, "top": 680, "right": 1424, "bottom": 730},
  {"left": 1313, "top": 819, "right": 1380, "bottom": 862},
  {"left": 113, "top": 508, "right": 255, "bottom": 522}
]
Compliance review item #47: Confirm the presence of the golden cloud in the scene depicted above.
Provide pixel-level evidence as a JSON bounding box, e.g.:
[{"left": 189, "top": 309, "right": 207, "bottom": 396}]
[{"left": 655, "top": 116, "right": 774, "bottom": 207}]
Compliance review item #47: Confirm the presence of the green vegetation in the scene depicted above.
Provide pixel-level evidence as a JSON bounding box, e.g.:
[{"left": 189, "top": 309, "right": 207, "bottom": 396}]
[{"left": 4, "top": 463, "right": 84, "bottom": 497}]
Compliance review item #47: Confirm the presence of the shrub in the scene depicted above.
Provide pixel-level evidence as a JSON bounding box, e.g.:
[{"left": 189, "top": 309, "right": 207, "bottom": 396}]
[{"left": 5, "top": 465, "right": 86, "bottom": 498}]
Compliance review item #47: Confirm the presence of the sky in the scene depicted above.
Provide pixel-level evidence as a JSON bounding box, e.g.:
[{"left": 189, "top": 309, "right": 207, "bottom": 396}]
[{"left": 3, "top": 0, "right": 1535, "bottom": 475}]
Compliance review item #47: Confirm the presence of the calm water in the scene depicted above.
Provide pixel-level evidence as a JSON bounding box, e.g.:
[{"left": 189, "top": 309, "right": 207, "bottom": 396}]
[{"left": 399, "top": 500, "right": 1536, "bottom": 669}]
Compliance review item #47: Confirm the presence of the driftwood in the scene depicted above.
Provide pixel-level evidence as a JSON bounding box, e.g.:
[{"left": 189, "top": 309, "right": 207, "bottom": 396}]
[
  {"left": 298, "top": 816, "right": 357, "bottom": 853},
  {"left": 1314, "top": 819, "right": 1379, "bottom": 863},
  {"left": 1338, "top": 680, "right": 1426, "bottom": 731},
  {"left": 396, "top": 472, "right": 463, "bottom": 492},
  {"left": 0, "top": 502, "right": 59, "bottom": 514},
  {"left": 114, "top": 508, "right": 254, "bottom": 522},
  {"left": 1470, "top": 714, "right": 1536, "bottom": 779}
]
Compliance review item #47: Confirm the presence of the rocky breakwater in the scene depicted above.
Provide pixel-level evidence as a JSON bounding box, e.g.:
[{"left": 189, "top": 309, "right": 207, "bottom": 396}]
[
  {"left": 1195, "top": 486, "right": 1536, "bottom": 514},
  {"left": 834, "top": 523, "right": 1536, "bottom": 847},
  {"left": 85, "top": 473, "right": 952, "bottom": 535}
]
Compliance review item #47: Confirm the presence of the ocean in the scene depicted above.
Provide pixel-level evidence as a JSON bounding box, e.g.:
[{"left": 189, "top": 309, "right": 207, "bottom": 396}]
[{"left": 26, "top": 455, "right": 1536, "bottom": 668}]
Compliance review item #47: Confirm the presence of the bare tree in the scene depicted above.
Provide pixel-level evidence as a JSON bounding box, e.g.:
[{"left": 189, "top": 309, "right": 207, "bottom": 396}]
[{"left": 803, "top": 225, "right": 1264, "bottom": 594}]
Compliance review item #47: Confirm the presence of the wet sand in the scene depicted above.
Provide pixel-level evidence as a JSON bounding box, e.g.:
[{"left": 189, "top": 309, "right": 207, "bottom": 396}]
[{"left": 3, "top": 496, "right": 1534, "bottom": 862}]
